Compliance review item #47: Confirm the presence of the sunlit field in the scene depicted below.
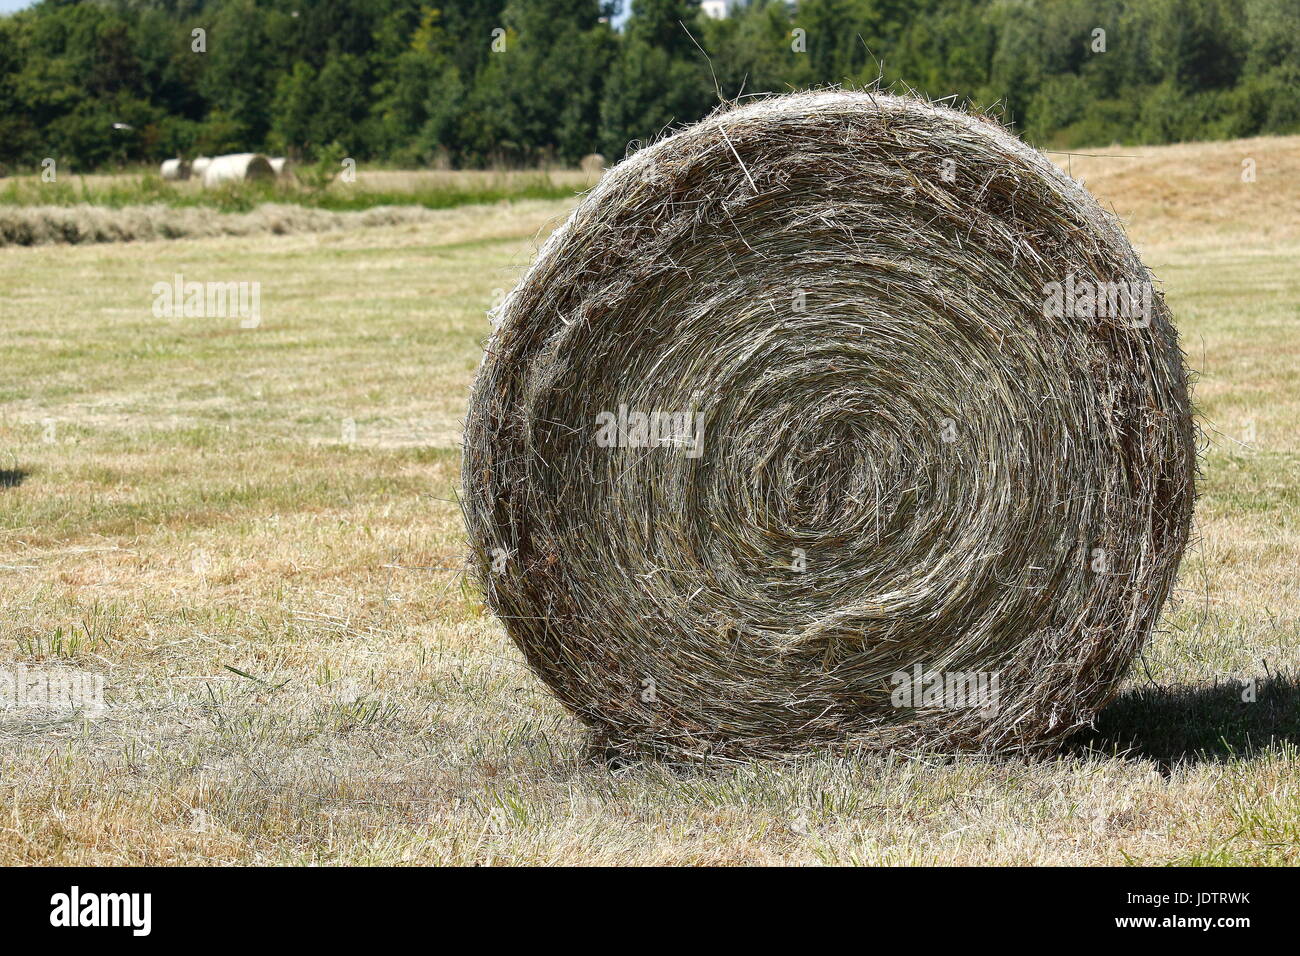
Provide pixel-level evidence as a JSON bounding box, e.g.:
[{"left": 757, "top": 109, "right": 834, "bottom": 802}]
[
  {"left": 0, "top": 166, "right": 600, "bottom": 216},
  {"left": 2, "top": 138, "right": 1298, "bottom": 865}
]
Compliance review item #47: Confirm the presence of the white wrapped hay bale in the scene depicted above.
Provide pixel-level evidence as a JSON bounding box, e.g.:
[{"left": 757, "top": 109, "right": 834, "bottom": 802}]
[
  {"left": 202, "top": 153, "right": 276, "bottom": 188},
  {"left": 160, "top": 158, "right": 191, "bottom": 181}
]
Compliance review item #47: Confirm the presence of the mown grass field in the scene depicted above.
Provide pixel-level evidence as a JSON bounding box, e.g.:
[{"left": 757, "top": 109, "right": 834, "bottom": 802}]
[
  {"left": 0, "top": 167, "right": 599, "bottom": 213},
  {"left": 1, "top": 136, "right": 1298, "bottom": 865}
]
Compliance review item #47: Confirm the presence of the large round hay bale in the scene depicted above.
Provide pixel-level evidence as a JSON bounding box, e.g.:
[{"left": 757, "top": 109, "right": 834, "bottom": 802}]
[
  {"left": 160, "top": 158, "right": 191, "bottom": 181},
  {"left": 202, "top": 153, "right": 275, "bottom": 188},
  {"left": 268, "top": 157, "right": 292, "bottom": 179},
  {"left": 192, "top": 156, "right": 212, "bottom": 178},
  {"left": 580, "top": 153, "right": 606, "bottom": 175},
  {"left": 463, "top": 91, "right": 1195, "bottom": 761}
]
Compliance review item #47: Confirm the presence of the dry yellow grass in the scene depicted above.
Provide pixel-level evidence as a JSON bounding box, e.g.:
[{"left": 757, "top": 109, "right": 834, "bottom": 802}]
[
  {"left": 1, "top": 139, "right": 1298, "bottom": 865},
  {"left": 0, "top": 200, "right": 570, "bottom": 248},
  {"left": 1050, "top": 135, "right": 1300, "bottom": 247},
  {"left": 346, "top": 167, "right": 596, "bottom": 193},
  {"left": 1, "top": 166, "right": 598, "bottom": 206}
]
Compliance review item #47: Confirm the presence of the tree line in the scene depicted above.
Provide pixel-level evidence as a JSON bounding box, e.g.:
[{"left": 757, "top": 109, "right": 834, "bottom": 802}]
[{"left": 0, "top": 0, "right": 1296, "bottom": 172}]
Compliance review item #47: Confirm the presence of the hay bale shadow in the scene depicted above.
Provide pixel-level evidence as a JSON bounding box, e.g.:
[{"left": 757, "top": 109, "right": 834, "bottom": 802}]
[
  {"left": 0, "top": 469, "right": 27, "bottom": 488},
  {"left": 1071, "top": 674, "right": 1300, "bottom": 770}
]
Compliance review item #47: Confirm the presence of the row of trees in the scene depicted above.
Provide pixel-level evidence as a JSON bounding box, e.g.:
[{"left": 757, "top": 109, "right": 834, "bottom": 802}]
[{"left": 1, "top": 0, "right": 1297, "bottom": 171}]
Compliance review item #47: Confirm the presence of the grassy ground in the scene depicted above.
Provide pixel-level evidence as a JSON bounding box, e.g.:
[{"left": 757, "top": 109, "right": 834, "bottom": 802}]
[
  {"left": 1, "top": 140, "right": 1298, "bottom": 865},
  {"left": 0, "top": 168, "right": 599, "bottom": 214}
]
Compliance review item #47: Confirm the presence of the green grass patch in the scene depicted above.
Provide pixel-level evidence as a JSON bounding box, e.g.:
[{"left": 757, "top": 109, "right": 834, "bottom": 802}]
[{"left": 0, "top": 172, "right": 586, "bottom": 214}]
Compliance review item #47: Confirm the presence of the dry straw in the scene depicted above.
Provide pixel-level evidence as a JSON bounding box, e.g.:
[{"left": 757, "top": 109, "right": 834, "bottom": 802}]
[
  {"left": 0, "top": 202, "right": 474, "bottom": 247},
  {"left": 463, "top": 91, "right": 1196, "bottom": 761}
]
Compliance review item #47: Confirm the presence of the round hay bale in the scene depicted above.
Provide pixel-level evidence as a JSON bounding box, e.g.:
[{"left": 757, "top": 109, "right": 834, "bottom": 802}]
[
  {"left": 580, "top": 153, "right": 606, "bottom": 175},
  {"left": 202, "top": 153, "right": 275, "bottom": 188},
  {"left": 160, "top": 158, "right": 191, "bottom": 181},
  {"left": 192, "top": 156, "right": 212, "bottom": 178},
  {"left": 269, "top": 157, "right": 292, "bottom": 179},
  {"left": 463, "top": 91, "right": 1196, "bottom": 761}
]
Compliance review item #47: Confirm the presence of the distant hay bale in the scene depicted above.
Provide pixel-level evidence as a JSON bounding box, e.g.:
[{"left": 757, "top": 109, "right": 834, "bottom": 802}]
[
  {"left": 192, "top": 156, "right": 212, "bottom": 178},
  {"left": 269, "top": 157, "right": 292, "bottom": 179},
  {"left": 580, "top": 153, "right": 606, "bottom": 175},
  {"left": 463, "top": 91, "right": 1196, "bottom": 761},
  {"left": 160, "top": 158, "right": 191, "bottom": 181},
  {"left": 202, "top": 153, "right": 276, "bottom": 188}
]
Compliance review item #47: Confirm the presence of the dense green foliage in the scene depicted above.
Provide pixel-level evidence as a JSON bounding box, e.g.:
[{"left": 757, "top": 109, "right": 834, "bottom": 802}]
[{"left": 1, "top": 0, "right": 1297, "bottom": 172}]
